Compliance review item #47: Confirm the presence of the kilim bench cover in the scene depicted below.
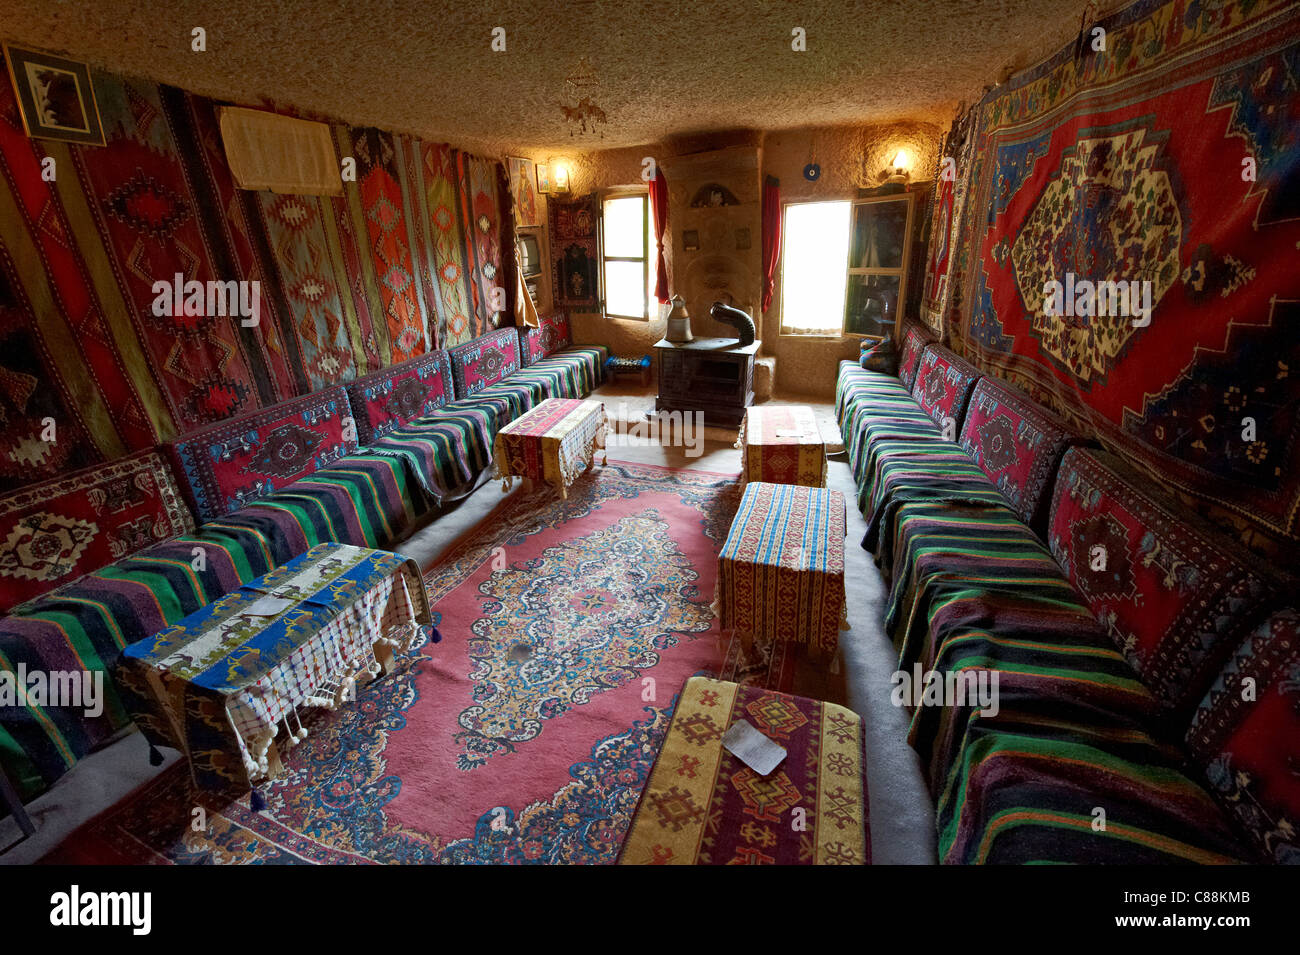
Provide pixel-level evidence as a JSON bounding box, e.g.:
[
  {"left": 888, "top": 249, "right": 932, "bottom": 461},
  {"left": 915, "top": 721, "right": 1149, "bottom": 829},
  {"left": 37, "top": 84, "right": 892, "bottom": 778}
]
[
  {"left": 117, "top": 542, "right": 430, "bottom": 792},
  {"left": 715, "top": 482, "right": 847, "bottom": 655},
  {"left": 737, "top": 405, "right": 827, "bottom": 488},
  {"left": 619, "top": 676, "right": 868, "bottom": 865},
  {"left": 492, "top": 398, "right": 606, "bottom": 499}
]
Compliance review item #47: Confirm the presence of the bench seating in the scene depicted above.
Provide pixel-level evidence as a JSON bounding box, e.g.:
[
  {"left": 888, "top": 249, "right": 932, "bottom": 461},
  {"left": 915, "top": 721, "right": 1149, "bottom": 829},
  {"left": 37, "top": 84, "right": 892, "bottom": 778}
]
[
  {"left": 1, "top": 320, "right": 607, "bottom": 805},
  {"left": 838, "top": 320, "right": 1295, "bottom": 864}
]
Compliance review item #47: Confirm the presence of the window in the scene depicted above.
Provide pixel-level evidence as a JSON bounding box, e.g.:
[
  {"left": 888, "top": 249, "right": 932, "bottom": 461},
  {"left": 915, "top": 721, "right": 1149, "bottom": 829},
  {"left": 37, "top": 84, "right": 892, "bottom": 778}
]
[
  {"left": 780, "top": 194, "right": 915, "bottom": 338},
  {"left": 601, "top": 192, "right": 655, "bottom": 320},
  {"left": 780, "top": 200, "right": 851, "bottom": 336},
  {"left": 843, "top": 195, "right": 913, "bottom": 338}
]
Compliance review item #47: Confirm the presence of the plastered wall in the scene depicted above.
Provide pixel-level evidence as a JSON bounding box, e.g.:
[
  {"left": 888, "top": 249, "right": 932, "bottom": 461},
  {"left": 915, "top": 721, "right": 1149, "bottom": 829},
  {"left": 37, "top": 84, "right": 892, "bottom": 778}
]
[{"left": 528, "top": 121, "right": 943, "bottom": 397}]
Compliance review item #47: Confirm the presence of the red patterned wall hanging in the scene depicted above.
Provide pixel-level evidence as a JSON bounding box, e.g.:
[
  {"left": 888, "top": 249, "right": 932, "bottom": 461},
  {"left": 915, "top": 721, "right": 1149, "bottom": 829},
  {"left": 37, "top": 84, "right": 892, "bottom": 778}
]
[{"left": 939, "top": 0, "right": 1300, "bottom": 550}]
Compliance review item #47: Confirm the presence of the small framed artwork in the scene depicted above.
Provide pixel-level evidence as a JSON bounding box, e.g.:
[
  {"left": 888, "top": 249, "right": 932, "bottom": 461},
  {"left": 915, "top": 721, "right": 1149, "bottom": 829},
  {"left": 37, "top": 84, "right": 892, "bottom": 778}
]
[
  {"left": 735, "top": 227, "right": 751, "bottom": 251},
  {"left": 507, "top": 156, "right": 541, "bottom": 228},
  {"left": 536, "top": 162, "right": 555, "bottom": 195},
  {"left": 682, "top": 229, "right": 700, "bottom": 252},
  {"left": 3, "top": 44, "right": 105, "bottom": 146}
]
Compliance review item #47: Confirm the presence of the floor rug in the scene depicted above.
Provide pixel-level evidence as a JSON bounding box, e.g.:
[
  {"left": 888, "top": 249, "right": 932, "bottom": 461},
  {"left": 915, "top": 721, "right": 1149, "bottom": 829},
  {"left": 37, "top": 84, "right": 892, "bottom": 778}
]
[{"left": 43, "top": 460, "right": 758, "bottom": 864}]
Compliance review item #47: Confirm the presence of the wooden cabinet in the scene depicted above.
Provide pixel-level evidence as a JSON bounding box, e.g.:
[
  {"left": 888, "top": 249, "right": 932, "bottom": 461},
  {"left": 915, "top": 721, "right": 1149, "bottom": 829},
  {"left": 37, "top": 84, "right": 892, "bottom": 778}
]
[{"left": 654, "top": 337, "right": 759, "bottom": 429}]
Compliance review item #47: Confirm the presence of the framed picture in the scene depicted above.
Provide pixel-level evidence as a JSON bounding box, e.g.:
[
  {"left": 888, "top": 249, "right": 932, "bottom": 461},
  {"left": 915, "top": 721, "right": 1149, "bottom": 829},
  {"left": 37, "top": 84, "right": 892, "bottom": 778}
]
[
  {"left": 536, "top": 162, "right": 554, "bottom": 195},
  {"left": 507, "top": 156, "right": 541, "bottom": 228},
  {"left": 3, "top": 44, "right": 104, "bottom": 146}
]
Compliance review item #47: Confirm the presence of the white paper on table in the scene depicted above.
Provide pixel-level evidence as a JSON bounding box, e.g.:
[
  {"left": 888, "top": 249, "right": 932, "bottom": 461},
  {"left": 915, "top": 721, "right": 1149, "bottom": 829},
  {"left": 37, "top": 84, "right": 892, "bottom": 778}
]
[
  {"left": 774, "top": 428, "right": 815, "bottom": 439},
  {"left": 241, "top": 595, "right": 297, "bottom": 617},
  {"left": 722, "top": 719, "right": 788, "bottom": 776}
]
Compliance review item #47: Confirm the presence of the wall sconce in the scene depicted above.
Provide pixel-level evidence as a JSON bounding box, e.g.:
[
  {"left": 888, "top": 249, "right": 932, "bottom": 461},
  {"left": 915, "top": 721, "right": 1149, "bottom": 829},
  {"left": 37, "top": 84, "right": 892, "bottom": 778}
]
[
  {"left": 552, "top": 162, "right": 571, "bottom": 193},
  {"left": 888, "top": 149, "right": 911, "bottom": 181}
]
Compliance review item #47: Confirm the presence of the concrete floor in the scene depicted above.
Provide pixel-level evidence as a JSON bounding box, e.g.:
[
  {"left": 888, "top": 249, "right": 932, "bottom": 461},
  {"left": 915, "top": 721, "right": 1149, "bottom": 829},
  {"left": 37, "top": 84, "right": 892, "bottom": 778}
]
[{"left": 0, "top": 385, "right": 936, "bottom": 865}]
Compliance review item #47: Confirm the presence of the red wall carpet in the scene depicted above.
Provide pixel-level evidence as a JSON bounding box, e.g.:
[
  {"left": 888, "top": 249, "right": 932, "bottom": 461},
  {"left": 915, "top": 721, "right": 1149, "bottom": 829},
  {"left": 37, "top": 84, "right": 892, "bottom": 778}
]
[
  {"left": 42, "top": 462, "right": 756, "bottom": 864},
  {"left": 921, "top": 0, "right": 1300, "bottom": 555},
  {"left": 0, "top": 52, "right": 506, "bottom": 495}
]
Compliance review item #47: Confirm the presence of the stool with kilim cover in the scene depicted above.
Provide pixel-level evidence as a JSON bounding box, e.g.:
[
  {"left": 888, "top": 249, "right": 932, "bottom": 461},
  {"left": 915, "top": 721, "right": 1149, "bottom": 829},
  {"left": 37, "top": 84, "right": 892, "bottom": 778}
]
[
  {"left": 736, "top": 405, "right": 827, "bottom": 487},
  {"left": 715, "top": 482, "right": 848, "bottom": 661},
  {"left": 493, "top": 397, "right": 606, "bottom": 499},
  {"left": 619, "top": 676, "right": 868, "bottom": 865}
]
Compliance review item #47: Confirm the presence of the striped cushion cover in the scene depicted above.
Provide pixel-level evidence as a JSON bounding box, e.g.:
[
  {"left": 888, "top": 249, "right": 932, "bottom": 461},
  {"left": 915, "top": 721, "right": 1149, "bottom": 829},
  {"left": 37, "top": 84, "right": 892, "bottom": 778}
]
[
  {"left": 210, "top": 453, "right": 416, "bottom": 555},
  {"left": 368, "top": 399, "right": 502, "bottom": 503},
  {"left": 858, "top": 443, "right": 1007, "bottom": 548},
  {"left": 510, "top": 346, "right": 607, "bottom": 400},
  {"left": 879, "top": 497, "right": 1249, "bottom": 863},
  {"left": 934, "top": 705, "right": 1248, "bottom": 864},
  {"left": 0, "top": 522, "right": 285, "bottom": 799},
  {"left": 836, "top": 361, "right": 910, "bottom": 426}
]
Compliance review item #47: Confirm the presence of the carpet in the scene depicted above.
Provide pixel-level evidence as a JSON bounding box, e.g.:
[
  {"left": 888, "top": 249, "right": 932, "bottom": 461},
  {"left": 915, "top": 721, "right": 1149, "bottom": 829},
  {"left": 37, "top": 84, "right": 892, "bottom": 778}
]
[
  {"left": 935, "top": 0, "right": 1300, "bottom": 550},
  {"left": 39, "top": 460, "right": 791, "bottom": 864}
]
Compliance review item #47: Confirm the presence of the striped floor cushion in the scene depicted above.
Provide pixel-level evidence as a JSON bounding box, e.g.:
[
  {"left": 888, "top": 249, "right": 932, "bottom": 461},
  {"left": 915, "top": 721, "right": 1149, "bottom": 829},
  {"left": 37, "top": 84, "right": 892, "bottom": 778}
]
[
  {"left": 470, "top": 377, "right": 549, "bottom": 425},
  {"left": 840, "top": 376, "right": 926, "bottom": 441},
  {"left": 835, "top": 361, "right": 909, "bottom": 423},
  {"left": 210, "top": 453, "right": 417, "bottom": 556},
  {"left": 882, "top": 501, "right": 1159, "bottom": 777},
  {"left": 883, "top": 500, "right": 1077, "bottom": 637},
  {"left": 0, "top": 452, "right": 420, "bottom": 800},
  {"left": 934, "top": 704, "right": 1248, "bottom": 864},
  {"left": 0, "top": 523, "right": 286, "bottom": 799},
  {"left": 859, "top": 443, "right": 1007, "bottom": 545},
  {"left": 509, "top": 345, "right": 607, "bottom": 403},
  {"left": 368, "top": 400, "right": 501, "bottom": 503}
]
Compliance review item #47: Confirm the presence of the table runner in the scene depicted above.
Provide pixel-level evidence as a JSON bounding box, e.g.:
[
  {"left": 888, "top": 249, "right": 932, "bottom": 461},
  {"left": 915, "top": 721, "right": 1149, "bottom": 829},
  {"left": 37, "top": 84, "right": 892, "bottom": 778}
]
[
  {"left": 619, "top": 676, "right": 868, "bottom": 864},
  {"left": 715, "top": 482, "right": 848, "bottom": 654},
  {"left": 493, "top": 397, "right": 606, "bottom": 498},
  {"left": 736, "top": 405, "right": 827, "bottom": 487},
  {"left": 118, "top": 542, "right": 431, "bottom": 791}
]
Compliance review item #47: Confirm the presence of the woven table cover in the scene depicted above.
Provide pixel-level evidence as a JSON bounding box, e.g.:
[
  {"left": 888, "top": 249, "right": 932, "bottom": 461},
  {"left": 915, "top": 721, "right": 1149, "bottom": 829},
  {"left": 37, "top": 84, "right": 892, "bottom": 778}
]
[
  {"left": 493, "top": 397, "right": 606, "bottom": 498},
  {"left": 619, "top": 676, "right": 868, "bottom": 865},
  {"left": 736, "top": 405, "right": 827, "bottom": 488},
  {"left": 715, "top": 482, "right": 848, "bottom": 654},
  {"left": 118, "top": 542, "right": 431, "bottom": 792}
]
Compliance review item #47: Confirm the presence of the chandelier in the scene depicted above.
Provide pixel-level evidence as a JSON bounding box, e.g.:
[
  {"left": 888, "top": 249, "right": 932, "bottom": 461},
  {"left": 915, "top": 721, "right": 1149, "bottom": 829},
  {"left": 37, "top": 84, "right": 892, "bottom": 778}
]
[{"left": 560, "top": 57, "right": 607, "bottom": 138}]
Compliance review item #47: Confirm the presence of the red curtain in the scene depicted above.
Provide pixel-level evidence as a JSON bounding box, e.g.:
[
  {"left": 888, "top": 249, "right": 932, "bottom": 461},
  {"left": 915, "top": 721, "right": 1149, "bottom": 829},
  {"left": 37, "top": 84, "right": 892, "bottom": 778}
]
[
  {"left": 648, "top": 166, "right": 670, "bottom": 303},
  {"left": 761, "top": 175, "right": 781, "bottom": 313}
]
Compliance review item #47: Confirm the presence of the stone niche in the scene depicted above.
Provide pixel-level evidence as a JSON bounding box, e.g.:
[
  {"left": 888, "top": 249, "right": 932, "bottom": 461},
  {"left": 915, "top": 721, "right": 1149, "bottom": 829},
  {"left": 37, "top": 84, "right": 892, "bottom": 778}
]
[{"left": 661, "top": 145, "right": 762, "bottom": 340}]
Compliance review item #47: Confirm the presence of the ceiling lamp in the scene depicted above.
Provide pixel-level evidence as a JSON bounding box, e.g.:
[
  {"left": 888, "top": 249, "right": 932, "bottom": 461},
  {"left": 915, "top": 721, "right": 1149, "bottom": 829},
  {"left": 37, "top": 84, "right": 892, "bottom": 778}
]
[{"left": 560, "top": 57, "right": 607, "bottom": 138}]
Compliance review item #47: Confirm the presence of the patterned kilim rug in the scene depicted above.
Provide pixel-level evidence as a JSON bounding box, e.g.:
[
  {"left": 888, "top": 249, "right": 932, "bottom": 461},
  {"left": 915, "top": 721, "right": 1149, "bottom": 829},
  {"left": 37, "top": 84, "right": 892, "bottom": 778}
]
[{"left": 41, "top": 460, "right": 810, "bottom": 864}]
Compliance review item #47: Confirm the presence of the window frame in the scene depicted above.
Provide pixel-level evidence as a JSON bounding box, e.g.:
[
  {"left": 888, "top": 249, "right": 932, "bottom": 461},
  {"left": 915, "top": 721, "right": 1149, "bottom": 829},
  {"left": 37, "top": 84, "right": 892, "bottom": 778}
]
[
  {"left": 599, "top": 188, "right": 652, "bottom": 322},
  {"left": 843, "top": 192, "right": 915, "bottom": 342},
  {"left": 778, "top": 197, "right": 854, "bottom": 339}
]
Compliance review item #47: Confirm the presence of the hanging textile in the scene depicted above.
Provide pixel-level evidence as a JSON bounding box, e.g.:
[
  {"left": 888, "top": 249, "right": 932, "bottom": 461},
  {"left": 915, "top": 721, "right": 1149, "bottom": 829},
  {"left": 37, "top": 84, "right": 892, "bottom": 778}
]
[{"left": 648, "top": 166, "right": 670, "bottom": 303}]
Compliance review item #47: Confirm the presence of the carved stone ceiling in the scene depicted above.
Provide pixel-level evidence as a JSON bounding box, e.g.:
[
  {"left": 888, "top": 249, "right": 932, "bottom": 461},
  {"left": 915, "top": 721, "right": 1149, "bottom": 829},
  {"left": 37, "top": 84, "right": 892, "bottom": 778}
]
[{"left": 0, "top": 0, "right": 1092, "bottom": 154}]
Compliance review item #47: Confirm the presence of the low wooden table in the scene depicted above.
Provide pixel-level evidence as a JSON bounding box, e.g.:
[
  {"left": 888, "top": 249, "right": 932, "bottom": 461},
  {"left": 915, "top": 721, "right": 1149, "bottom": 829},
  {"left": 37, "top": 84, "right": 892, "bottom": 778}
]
[
  {"left": 737, "top": 405, "right": 827, "bottom": 487},
  {"left": 619, "top": 676, "right": 868, "bottom": 865},
  {"left": 117, "top": 543, "right": 431, "bottom": 794},
  {"left": 714, "top": 482, "right": 848, "bottom": 661},
  {"left": 493, "top": 397, "right": 606, "bottom": 499}
]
